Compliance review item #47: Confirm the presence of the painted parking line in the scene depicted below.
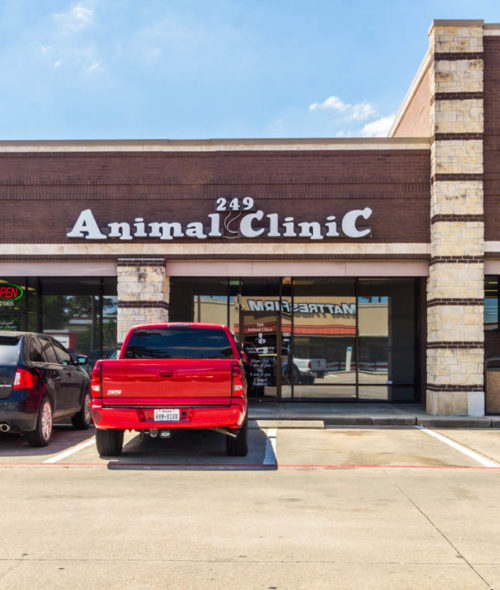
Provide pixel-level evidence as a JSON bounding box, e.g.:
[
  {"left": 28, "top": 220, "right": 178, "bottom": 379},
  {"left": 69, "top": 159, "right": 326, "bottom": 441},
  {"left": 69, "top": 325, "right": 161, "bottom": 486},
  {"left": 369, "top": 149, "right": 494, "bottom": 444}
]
[
  {"left": 42, "top": 437, "right": 96, "bottom": 464},
  {"left": 416, "top": 425, "right": 499, "bottom": 468},
  {"left": 277, "top": 463, "right": 500, "bottom": 470},
  {"left": 263, "top": 428, "right": 277, "bottom": 466}
]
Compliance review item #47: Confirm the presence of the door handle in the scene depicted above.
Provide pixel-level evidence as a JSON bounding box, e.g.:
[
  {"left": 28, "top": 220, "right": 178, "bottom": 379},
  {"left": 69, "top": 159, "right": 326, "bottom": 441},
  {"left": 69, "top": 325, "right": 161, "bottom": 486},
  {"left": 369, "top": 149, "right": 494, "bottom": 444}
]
[{"left": 159, "top": 370, "right": 174, "bottom": 378}]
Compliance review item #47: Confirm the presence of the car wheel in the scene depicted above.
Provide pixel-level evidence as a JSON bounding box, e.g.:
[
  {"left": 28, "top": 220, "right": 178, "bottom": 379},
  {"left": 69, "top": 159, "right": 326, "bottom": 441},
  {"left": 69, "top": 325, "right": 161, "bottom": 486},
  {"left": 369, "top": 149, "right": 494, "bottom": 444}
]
[
  {"left": 96, "top": 428, "right": 124, "bottom": 457},
  {"left": 72, "top": 389, "right": 92, "bottom": 430},
  {"left": 26, "top": 397, "right": 53, "bottom": 447},
  {"left": 226, "top": 413, "right": 248, "bottom": 457}
]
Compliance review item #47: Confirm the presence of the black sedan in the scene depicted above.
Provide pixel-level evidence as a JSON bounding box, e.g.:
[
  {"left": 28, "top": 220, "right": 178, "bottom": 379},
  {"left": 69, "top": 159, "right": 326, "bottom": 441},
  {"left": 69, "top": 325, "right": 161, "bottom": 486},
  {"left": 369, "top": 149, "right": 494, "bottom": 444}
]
[{"left": 0, "top": 331, "right": 91, "bottom": 446}]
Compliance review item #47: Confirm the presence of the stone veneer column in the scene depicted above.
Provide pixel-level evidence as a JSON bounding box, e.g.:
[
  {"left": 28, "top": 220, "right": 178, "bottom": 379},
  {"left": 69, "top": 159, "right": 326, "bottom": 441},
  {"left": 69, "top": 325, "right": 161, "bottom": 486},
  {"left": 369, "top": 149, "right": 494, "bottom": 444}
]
[
  {"left": 427, "top": 21, "right": 485, "bottom": 415},
  {"left": 116, "top": 258, "right": 169, "bottom": 346}
]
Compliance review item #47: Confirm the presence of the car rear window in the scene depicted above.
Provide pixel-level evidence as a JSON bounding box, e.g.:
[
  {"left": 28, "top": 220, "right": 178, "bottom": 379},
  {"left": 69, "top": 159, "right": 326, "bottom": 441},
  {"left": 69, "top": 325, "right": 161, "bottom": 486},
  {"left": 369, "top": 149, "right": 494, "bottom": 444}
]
[
  {"left": 0, "top": 336, "right": 21, "bottom": 364},
  {"left": 124, "top": 328, "right": 234, "bottom": 359}
]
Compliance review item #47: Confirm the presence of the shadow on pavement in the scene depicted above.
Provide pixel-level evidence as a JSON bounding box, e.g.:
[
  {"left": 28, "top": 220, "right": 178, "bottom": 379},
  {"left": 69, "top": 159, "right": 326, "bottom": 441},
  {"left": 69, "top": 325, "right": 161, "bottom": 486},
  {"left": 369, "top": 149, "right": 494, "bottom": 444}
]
[
  {"left": 106, "top": 428, "right": 275, "bottom": 471},
  {"left": 0, "top": 425, "right": 95, "bottom": 458}
]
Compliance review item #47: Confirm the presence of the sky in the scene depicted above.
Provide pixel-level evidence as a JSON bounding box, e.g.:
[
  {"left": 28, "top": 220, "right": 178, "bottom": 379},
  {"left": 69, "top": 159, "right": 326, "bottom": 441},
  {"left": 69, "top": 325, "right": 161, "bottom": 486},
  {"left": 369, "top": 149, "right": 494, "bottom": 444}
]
[{"left": 0, "top": 0, "right": 498, "bottom": 140}]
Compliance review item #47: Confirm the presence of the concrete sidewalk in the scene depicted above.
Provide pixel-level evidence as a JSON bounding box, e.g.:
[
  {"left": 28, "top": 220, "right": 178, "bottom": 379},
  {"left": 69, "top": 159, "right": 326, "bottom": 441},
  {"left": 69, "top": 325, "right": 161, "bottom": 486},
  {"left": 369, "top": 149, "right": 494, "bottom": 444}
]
[{"left": 248, "top": 401, "right": 500, "bottom": 427}]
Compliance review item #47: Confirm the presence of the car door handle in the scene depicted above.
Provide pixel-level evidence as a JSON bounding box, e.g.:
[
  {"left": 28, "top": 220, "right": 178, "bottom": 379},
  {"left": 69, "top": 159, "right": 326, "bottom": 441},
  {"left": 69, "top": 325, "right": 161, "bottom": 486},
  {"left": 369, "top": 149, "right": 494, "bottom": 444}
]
[{"left": 158, "top": 370, "right": 174, "bottom": 378}]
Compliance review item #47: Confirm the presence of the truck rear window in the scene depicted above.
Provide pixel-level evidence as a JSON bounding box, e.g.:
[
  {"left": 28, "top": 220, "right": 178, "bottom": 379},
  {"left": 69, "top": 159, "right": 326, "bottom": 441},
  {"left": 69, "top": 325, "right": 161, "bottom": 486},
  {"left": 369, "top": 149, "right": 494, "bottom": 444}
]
[{"left": 124, "top": 328, "right": 234, "bottom": 359}]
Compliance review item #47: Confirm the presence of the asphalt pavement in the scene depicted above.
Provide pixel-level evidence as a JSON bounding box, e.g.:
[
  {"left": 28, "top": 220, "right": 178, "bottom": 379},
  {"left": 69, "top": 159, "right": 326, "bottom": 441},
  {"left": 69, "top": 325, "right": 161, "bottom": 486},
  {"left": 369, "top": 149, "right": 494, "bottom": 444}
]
[{"left": 0, "top": 420, "right": 499, "bottom": 589}]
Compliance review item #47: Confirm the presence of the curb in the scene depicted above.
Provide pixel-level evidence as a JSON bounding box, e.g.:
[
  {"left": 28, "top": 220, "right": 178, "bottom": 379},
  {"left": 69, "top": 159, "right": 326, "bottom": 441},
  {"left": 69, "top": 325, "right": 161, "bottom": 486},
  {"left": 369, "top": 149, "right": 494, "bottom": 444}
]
[
  {"left": 324, "top": 417, "right": 416, "bottom": 426},
  {"left": 249, "top": 414, "right": 500, "bottom": 428},
  {"left": 417, "top": 418, "right": 493, "bottom": 428}
]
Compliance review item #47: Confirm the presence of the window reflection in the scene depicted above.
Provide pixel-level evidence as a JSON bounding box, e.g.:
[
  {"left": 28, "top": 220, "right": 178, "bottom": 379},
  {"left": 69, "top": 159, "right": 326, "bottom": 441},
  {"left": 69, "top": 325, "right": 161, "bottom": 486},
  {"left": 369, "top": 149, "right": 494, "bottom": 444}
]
[
  {"left": 485, "top": 277, "right": 498, "bottom": 331},
  {"left": 168, "top": 277, "right": 419, "bottom": 402},
  {"left": 0, "top": 277, "right": 29, "bottom": 331},
  {"left": 0, "top": 276, "right": 117, "bottom": 361},
  {"left": 358, "top": 279, "right": 416, "bottom": 401},
  {"left": 292, "top": 279, "right": 356, "bottom": 398}
]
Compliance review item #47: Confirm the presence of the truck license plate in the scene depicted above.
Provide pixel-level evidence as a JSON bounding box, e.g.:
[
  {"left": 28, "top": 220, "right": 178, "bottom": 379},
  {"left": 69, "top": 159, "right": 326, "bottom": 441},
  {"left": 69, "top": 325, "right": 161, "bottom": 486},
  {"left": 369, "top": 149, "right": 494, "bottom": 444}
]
[{"left": 154, "top": 409, "right": 180, "bottom": 422}]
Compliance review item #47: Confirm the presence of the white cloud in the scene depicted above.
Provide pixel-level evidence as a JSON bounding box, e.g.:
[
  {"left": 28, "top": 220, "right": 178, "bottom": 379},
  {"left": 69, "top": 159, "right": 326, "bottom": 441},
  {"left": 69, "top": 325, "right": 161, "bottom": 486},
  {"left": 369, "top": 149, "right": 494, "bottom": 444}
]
[
  {"left": 309, "top": 95, "right": 348, "bottom": 112},
  {"left": 53, "top": 4, "right": 94, "bottom": 32},
  {"left": 309, "top": 95, "right": 375, "bottom": 121},
  {"left": 361, "top": 115, "right": 396, "bottom": 137},
  {"left": 350, "top": 102, "right": 375, "bottom": 121},
  {"left": 87, "top": 60, "right": 103, "bottom": 72}
]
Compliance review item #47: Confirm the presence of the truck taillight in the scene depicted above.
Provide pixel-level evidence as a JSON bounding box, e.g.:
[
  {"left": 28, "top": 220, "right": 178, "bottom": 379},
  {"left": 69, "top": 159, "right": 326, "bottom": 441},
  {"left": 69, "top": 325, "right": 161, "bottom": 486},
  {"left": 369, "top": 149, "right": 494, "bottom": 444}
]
[
  {"left": 308, "top": 361, "right": 312, "bottom": 369},
  {"left": 91, "top": 364, "right": 101, "bottom": 396},
  {"left": 13, "top": 369, "right": 34, "bottom": 389},
  {"left": 232, "top": 365, "right": 245, "bottom": 397}
]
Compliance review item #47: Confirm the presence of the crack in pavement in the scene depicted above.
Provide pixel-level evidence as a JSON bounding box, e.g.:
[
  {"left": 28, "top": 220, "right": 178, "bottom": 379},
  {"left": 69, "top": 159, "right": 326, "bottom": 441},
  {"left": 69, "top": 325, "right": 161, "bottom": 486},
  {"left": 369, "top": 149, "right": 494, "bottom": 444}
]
[
  {"left": 387, "top": 473, "right": 493, "bottom": 589},
  {"left": 0, "top": 560, "right": 22, "bottom": 582}
]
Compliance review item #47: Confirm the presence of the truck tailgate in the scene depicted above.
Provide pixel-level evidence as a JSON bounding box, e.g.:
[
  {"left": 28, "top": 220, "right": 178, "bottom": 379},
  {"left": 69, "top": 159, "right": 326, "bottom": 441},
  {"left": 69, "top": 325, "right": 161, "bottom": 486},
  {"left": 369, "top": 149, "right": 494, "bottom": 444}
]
[{"left": 100, "top": 359, "right": 236, "bottom": 406}]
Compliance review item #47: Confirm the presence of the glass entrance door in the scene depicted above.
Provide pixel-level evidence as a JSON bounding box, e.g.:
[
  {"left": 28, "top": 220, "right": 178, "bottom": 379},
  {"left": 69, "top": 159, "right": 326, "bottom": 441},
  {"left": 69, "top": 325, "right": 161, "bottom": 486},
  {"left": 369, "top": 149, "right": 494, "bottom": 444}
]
[{"left": 241, "top": 310, "right": 280, "bottom": 400}]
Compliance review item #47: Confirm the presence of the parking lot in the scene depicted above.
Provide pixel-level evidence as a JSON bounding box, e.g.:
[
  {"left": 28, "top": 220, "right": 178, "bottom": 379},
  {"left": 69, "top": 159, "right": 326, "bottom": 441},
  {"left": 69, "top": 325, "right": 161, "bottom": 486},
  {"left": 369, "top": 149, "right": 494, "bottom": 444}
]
[
  {"left": 0, "top": 423, "right": 499, "bottom": 589},
  {"left": 1, "top": 421, "right": 499, "bottom": 470}
]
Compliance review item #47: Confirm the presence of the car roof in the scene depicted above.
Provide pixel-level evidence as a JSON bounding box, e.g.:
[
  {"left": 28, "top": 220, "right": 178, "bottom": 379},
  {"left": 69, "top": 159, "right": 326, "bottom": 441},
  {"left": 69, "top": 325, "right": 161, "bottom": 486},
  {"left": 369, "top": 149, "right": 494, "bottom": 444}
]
[{"left": 0, "top": 331, "right": 58, "bottom": 341}]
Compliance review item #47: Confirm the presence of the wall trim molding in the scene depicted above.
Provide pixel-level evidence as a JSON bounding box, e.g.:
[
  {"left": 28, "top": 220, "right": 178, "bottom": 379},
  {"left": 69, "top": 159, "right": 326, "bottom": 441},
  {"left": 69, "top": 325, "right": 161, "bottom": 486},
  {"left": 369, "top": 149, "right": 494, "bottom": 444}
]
[
  {"left": 431, "top": 214, "right": 483, "bottom": 223},
  {"left": 427, "top": 384, "right": 484, "bottom": 392},
  {"left": 427, "top": 298, "right": 484, "bottom": 307},
  {"left": 427, "top": 342, "right": 483, "bottom": 349},
  {"left": 118, "top": 300, "right": 169, "bottom": 310}
]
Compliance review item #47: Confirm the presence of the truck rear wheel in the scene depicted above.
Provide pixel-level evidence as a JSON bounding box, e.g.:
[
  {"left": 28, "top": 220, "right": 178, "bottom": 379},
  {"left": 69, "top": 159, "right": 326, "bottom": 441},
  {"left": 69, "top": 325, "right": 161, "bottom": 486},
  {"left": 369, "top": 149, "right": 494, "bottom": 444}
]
[
  {"left": 96, "top": 428, "right": 124, "bottom": 457},
  {"left": 226, "top": 414, "right": 248, "bottom": 457}
]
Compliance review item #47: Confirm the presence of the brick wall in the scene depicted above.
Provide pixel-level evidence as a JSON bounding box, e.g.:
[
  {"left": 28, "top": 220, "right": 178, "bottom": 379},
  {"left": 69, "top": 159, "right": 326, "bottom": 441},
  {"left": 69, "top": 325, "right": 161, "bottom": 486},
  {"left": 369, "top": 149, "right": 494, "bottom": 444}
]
[
  {"left": 0, "top": 149, "right": 430, "bottom": 246},
  {"left": 392, "top": 65, "right": 431, "bottom": 137}
]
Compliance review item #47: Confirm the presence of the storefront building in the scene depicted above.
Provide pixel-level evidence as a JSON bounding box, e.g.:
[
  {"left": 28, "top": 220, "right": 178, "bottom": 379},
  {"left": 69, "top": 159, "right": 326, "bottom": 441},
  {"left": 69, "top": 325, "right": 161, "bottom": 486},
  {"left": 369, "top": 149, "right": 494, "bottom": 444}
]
[{"left": 1, "top": 20, "right": 499, "bottom": 414}]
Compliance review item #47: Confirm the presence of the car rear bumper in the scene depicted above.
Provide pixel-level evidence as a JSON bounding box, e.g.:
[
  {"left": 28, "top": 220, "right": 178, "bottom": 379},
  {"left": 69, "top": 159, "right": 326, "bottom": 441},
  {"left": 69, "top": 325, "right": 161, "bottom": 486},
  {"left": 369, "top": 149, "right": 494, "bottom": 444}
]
[
  {"left": 91, "top": 399, "right": 247, "bottom": 431},
  {"left": 0, "top": 401, "right": 37, "bottom": 432}
]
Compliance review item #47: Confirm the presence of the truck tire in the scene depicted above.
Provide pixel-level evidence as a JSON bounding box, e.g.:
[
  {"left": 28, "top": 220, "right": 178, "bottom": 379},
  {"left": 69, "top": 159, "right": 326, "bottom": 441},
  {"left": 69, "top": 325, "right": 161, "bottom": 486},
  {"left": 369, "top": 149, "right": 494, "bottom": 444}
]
[
  {"left": 72, "top": 389, "right": 92, "bottom": 430},
  {"left": 226, "top": 414, "right": 248, "bottom": 457},
  {"left": 96, "top": 428, "right": 124, "bottom": 457},
  {"left": 26, "top": 397, "right": 53, "bottom": 447}
]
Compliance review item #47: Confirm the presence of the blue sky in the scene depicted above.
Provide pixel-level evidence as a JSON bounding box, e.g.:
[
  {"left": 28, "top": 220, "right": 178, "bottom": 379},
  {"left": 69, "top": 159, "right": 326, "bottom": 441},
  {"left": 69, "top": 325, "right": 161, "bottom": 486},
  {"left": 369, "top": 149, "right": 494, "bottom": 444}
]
[{"left": 0, "top": 0, "right": 498, "bottom": 140}]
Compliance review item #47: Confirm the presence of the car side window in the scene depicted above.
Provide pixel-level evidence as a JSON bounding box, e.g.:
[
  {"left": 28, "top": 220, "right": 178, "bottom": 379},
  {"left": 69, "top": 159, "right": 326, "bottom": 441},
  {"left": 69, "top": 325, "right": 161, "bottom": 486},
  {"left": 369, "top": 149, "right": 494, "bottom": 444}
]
[
  {"left": 52, "top": 340, "right": 72, "bottom": 365},
  {"left": 29, "top": 338, "right": 44, "bottom": 363},
  {"left": 40, "top": 338, "right": 59, "bottom": 364}
]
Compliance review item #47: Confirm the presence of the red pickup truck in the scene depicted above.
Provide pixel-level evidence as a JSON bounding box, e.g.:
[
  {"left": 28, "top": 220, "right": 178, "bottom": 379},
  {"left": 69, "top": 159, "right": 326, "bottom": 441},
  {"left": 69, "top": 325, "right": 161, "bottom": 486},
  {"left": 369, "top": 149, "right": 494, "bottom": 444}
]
[{"left": 90, "top": 323, "right": 248, "bottom": 457}]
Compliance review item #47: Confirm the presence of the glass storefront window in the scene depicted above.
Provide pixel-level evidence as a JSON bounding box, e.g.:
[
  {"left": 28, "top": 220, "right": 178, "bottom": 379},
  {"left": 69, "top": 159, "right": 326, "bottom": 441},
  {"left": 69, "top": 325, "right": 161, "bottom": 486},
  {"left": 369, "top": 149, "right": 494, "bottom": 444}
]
[
  {"left": 0, "top": 276, "right": 117, "bottom": 363},
  {"left": 168, "top": 276, "right": 420, "bottom": 402},
  {"left": 102, "top": 277, "right": 118, "bottom": 355},
  {"left": 169, "top": 278, "right": 229, "bottom": 325},
  {"left": 485, "top": 277, "right": 498, "bottom": 331},
  {"left": 40, "top": 277, "right": 117, "bottom": 361},
  {"left": 358, "top": 279, "right": 416, "bottom": 401},
  {"left": 0, "top": 277, "right": 29, "bottom": 331},
  {"left": 292, "top": 278, "right": 356, "bottom": 399}
]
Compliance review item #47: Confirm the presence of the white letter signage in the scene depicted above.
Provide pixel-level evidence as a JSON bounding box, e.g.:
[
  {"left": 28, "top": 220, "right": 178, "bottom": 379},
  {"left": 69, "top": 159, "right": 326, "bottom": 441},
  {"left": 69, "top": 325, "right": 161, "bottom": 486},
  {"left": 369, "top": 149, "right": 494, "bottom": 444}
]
[{"left": 67, "top": 200, "right": 374, "bottom": 241}]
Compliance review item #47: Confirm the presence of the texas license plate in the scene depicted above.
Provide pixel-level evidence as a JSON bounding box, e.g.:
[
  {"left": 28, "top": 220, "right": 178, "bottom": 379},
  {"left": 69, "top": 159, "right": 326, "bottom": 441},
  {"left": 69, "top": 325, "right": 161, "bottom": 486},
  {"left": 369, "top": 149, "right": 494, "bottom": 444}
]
[{"left": 154, "top": 409, "right": 180, "bottom": 422}]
